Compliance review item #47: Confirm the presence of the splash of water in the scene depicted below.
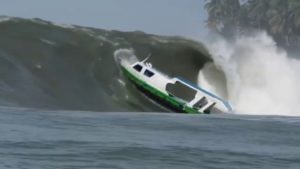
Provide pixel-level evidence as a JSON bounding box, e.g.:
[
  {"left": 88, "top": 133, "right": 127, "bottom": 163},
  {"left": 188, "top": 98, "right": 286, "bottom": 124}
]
[
  {"left": 199, "top": 32, "right": 300, "bottom": 116},
  {"left": 113, "top": 48, "right": 138, "bottom": 66}
]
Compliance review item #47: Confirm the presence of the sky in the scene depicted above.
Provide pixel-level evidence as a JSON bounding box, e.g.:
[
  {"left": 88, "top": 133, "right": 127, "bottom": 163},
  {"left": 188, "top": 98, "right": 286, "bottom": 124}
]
[{"left": 1, "top": 0, "right": 208, "bottom": 38}]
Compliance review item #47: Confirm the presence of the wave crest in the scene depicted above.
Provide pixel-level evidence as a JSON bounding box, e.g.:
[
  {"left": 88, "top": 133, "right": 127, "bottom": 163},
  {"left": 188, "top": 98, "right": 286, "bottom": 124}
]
[{"left": 200, "top": 32, "right": 300, "bottom": 116}]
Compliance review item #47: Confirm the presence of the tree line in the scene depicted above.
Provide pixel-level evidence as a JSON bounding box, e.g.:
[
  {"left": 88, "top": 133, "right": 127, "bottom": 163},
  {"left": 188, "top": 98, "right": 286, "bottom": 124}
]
[{"left": 205, "top": 0, "right": 300, "bottom": 49}]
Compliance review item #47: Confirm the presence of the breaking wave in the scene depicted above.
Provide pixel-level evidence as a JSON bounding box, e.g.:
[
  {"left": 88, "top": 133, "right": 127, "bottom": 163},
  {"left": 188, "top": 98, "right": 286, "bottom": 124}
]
[
  {"left": 0, "top": 16, "right": 210, "bottom": 112},
  {"left": 199, "top": 32, "right": 300, "bottom": 116},
  {"left": 1, "top": 16, "right": 298, "bottom": 116}
]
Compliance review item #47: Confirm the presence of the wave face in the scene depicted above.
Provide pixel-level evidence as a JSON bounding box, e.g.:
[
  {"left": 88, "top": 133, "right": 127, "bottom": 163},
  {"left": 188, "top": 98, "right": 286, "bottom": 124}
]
[
  {"left": 0, "top": 17, "right": 210, "bottom": 112},
  {"left": 199, "top": 32, "right": 300, "bottom": 116}
]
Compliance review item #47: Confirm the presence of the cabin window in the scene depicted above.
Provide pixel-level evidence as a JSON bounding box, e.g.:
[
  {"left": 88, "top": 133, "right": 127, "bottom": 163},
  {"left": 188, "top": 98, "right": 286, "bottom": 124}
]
[
  {"left": 144, "top": 69, "right": 154, "bottom": 77},
  {"left": 133, "top": 64, "right": 143, "bottom": 72}
]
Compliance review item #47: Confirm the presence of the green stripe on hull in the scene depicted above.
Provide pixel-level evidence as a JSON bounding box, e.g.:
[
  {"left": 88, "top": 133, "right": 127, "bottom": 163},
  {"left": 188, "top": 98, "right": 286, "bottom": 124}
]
[{"left": 121, "top": 67, "right": 202, "bottom": 114}]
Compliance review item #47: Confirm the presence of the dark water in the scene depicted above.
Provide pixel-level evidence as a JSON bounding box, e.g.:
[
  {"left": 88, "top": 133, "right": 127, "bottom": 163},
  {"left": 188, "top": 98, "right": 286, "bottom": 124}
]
[{"left": 1, "top": 107, "right": 300, "bottom": 169}]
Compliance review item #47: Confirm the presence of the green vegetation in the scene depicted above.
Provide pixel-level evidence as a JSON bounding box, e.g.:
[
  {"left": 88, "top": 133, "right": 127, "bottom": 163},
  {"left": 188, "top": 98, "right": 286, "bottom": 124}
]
[{"left": 204, "top": 0, "right": 300, "bottom": 48}]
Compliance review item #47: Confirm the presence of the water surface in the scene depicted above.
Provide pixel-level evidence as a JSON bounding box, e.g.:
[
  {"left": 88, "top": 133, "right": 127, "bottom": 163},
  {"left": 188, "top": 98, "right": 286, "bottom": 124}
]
[{"left": 1, "top": 107, "right": 299, "bottom": 169}]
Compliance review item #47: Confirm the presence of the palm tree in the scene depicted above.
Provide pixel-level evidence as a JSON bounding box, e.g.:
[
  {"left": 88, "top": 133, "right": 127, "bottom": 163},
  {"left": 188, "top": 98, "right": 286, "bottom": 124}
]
[
  {"left": 204, "top": 0, "right": 300, "bottom": 47},
  {"left": 204, "top": 0, "right": 225, "bottom": 32},
  {"left": 246, "top": 0, "right": 270, "bottom": 30},
  {"left": 266, "top": 0, "right": 295, "bottom": 46},
  {"left": 289, "top": 0, "right": 300, "bottom": 36},
  {"left": 268, "top": 1, "right": 288, "bottom": 33},
  {"left": 223, "top": 0, "right": 240, "bottom": 35},
  {"left": 204, "top": 0, "right": 240, "bottom": 36}
]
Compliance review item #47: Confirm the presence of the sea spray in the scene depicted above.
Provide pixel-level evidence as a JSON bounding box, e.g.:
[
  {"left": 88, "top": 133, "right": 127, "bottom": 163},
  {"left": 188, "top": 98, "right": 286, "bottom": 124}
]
[
  {"left": 199, "top": 31, "right": 300, "bottom": 116},
  {"left": 113, "top": 48, "right": 138, "bottom": 66}
]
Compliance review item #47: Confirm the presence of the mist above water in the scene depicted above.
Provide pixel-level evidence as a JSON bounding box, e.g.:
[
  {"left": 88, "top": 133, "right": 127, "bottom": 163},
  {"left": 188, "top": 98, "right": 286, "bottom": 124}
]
[{"left": 199, "top": 32, "right": 300, "bottom": 116}]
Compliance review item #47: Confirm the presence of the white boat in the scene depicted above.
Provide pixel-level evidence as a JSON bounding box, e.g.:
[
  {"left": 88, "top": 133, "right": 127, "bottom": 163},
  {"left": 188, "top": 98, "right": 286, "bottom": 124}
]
[{"left": 120, "top": 57, "right": 233, "bottom": 114}]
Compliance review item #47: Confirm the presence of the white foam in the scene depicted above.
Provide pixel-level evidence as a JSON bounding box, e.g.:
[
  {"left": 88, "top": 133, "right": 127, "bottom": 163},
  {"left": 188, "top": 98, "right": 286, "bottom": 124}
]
[
  {"left": 0, "top": 16, "right": 12, "bottom": 22},
  {"left": 30, "top": 18, "right": 75, "bottom": 29},
  {"left": 97, "top": 35, "right": 119, "bottom": 46},
  {"left": 113, "top": 48, "right": 138, "bottom": 66},
  {"left": 78, "top": 27, "right": 95, "bottom": 36},
  {"left": 117, "top": 78, "right": 126, "bottom": 87},
  {"left": 151, "top": 36, "right": 170, "bottom": 43},
  {"left": 199, "top": 31, "right": 300, "bottom": 116},
  {"left": 40, "top": 38, "right": 56, "bottom": 46},
  {"left": 53, "top": 23, "right": 75, "bottom": 29}
]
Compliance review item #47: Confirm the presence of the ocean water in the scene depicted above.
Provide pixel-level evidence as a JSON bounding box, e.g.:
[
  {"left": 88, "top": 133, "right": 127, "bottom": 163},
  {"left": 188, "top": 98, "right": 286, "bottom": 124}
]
[
  {"left": 0, "top": 17, "right": 209, "bottom": 113},
  {"left": 1, "top": 107, "right": 300, "bottom": 169},
  {"left": 1, "top": 17, "right": 300, "bottom": 169}
]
